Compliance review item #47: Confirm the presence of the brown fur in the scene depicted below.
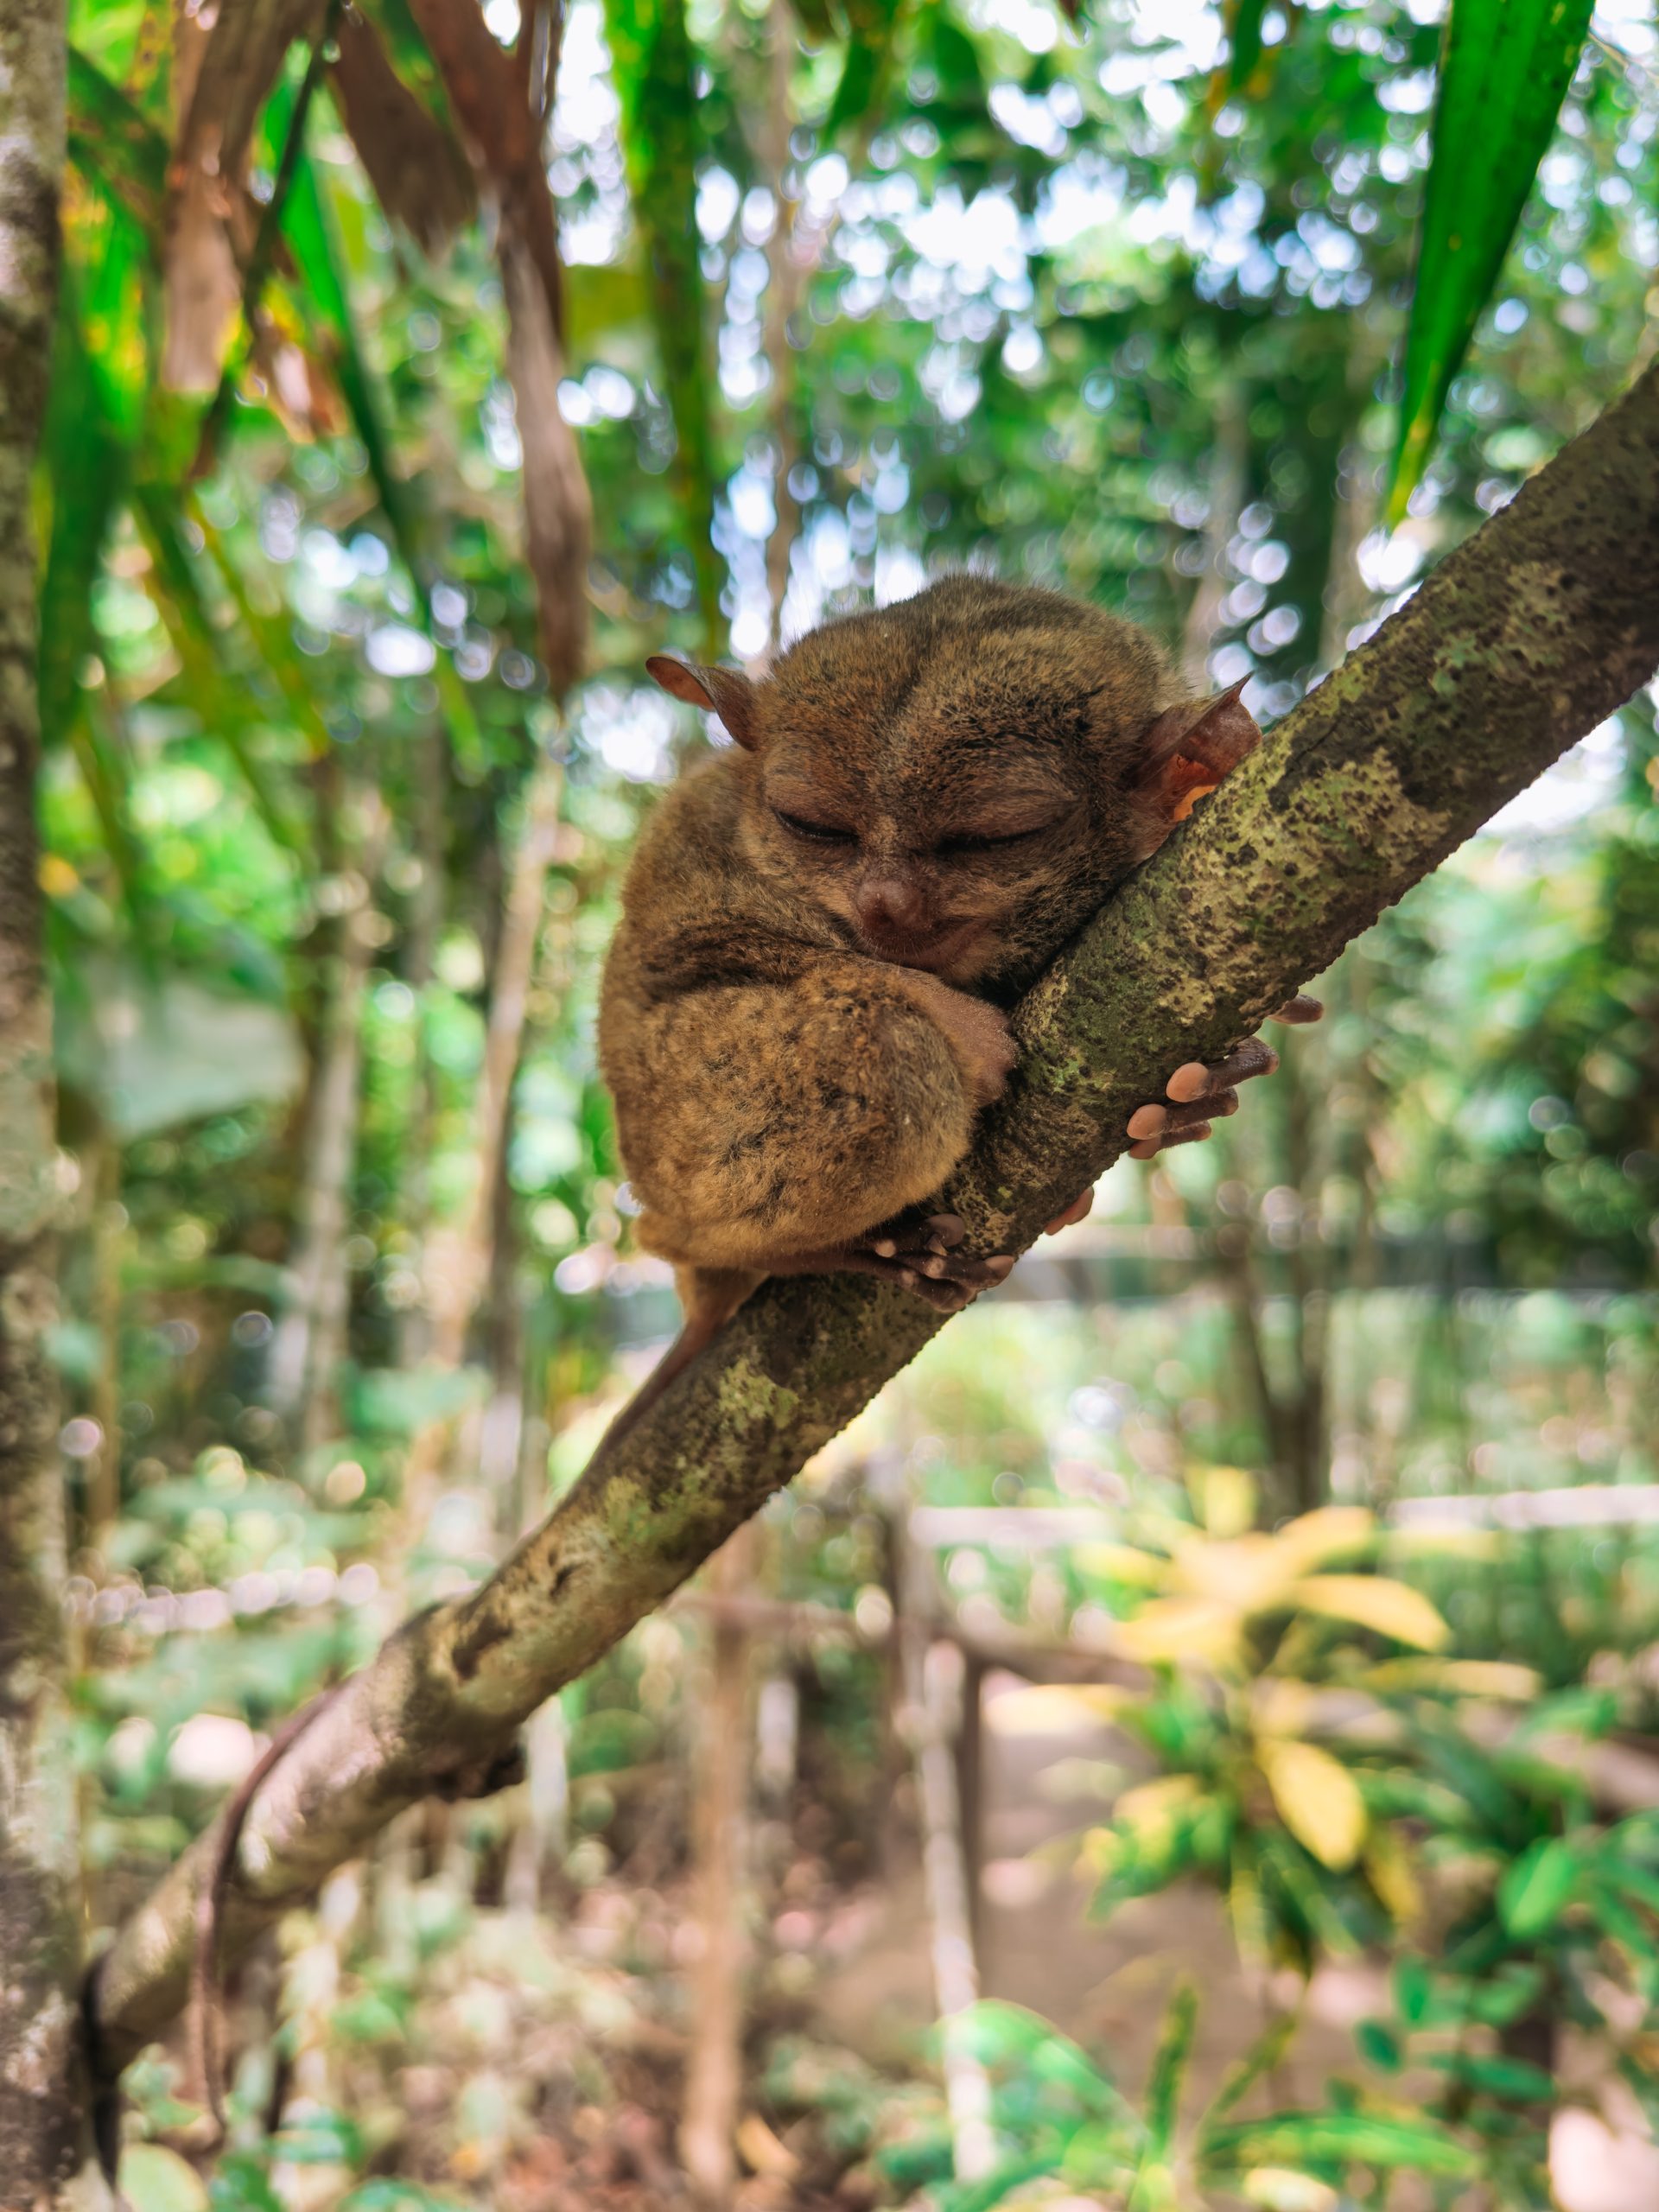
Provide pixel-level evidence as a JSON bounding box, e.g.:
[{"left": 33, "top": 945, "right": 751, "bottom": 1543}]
[{"left": 596, "top": 576, "right": 1259, "bottom": 1396}]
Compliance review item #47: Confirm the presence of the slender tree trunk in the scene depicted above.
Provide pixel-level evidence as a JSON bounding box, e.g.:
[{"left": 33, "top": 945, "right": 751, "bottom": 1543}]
[
  {"left": 760, "top": 0, "right": 801, "bottom": 643},
  {"left": 896, "top": 1529, "right": 995, "bottom": 2183},
  {"left": 680, "top": 1523, "right": 757, "bottom": 2206},
  {"left": 1181, "top": 384, "right": 1247, "bottom": 690},
  {"left": 85, "top": 354, "right": 1659, "bottom": 2065},
  {"left": 401, "top": 760, "right": 562, "bottom": 1521},
  {"left": 265, "top": 798, "right": 387, "bottom": 1448},
  {"left": 0, "top": 4, "right": 96, "bottom": 2202}
]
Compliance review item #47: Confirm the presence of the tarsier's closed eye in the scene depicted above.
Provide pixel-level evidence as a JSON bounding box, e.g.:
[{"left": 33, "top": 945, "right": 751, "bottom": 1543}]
[
  {"left": 772, "top": 805, "right": 857, "bottom": 846},
  {"left": 936, "top": 824, "right": 1050, "bottom": 856}
]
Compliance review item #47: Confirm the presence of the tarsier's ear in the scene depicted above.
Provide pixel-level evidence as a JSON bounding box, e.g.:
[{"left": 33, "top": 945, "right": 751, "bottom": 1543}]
[
  {"left": 645, "top": 654, "right": 760, "bottom": 749},
  {"left": 1136, "top": 678, "right": 1262, "bottom": 825}
]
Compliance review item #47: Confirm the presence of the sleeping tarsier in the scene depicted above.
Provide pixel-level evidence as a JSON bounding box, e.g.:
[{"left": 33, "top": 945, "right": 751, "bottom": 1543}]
[{"left": 598, "top": 575, "right": 1319, "bottom": 1423}]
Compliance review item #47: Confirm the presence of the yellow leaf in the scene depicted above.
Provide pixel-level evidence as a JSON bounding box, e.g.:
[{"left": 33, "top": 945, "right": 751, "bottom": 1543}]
[
  {"left": 1252, "top": 1675, "right": 1317, "bottom": 1738},
  {"left": 1271, "top": 1505, "right": 1376, "bottom": 1574},
  {"left": 1243, "top": 2171, "right": 1338, "bottom": 2212},
  {"left": 1292, "top": 1574, "right": 1449, "bottom": 1651},
  {"left": 1074, "top": 1541, "right": 1169, "bottom": 1587},
  {"left": 118, "top": 2145, "right": 210, "bottom": 2212},
  {"left": 1110, "top": 1595, "right": 1243, "bottom": 1667},
  {"left": 1192, "top": 1463, "right": 1258, "bottom": 1538},
  {"left": 1386, "top": 1525, "right": 1503, "bottom": 1560},
  {"left": 985, "top": 1682, "right": 1129, "bottom": 1737},
  {"left": 1365, "top": 1656, "right": 1541, "bottom": 1700},
  {"left": 1363, "top": 1827, "right": 1424, "bottom": 1926},
  {"left": 737, "top": 2114, "right": 801, "bottom": 2179},
  {"left": 1258, "top": 1738, "right": 1367, "bottom": 1871},
  {"left": 1171, "top": 1532, "right": 1300, "bottom": 1614},
  {"left": 1113, "top": 1773, "right": 1204, "bottom": 1834},
  {"left": 1229, "top": 1857, "right": 1272, "bottom": 1967},
  {"left": 38, "top": 852, "right": 79, "bottom": 898}
]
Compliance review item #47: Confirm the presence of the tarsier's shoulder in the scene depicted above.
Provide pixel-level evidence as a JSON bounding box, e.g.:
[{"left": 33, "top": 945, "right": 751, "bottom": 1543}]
[
  {"left": 607, "top": 748, "right": 816, "bottom": 1004},
  {"left": 625, "top": 747, "right": 747, "bottom": 894}
]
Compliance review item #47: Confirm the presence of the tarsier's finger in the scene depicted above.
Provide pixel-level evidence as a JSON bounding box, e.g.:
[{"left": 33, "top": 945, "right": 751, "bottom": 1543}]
[
  {"left": 1166, "top": 1036, "right": 1278, "bottom": 1103},
  {"left": 922, "top": 1213, "right": 966, "bottom": 1253},
  {"left": 1128, "top": 1119, "right": 1215, "bottom": 1160},
  {"left": 1128, "top": 1091, "right": 1239, "bottom": 1145},
  {"left": 1268, "top": 993, "right": 1323, "bottom": 1025},
  {"left": 1155, "top": 1122, "right": 1213, "bottom": 1151},
  {"left": 1044, "top": 1189, "right": 1094, "bottom": 1236},
  {"left": 892, "top": 1252, "right": 1014, "bottom": 1311},
  {"left": 912, "top": 1249, "right": 1009, "bottom": 1285}
]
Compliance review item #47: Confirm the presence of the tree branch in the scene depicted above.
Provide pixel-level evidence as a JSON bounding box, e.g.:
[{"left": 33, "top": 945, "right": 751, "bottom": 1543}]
[{"left": 87, "top": 357, "right": 1659, "bottom": 2069}]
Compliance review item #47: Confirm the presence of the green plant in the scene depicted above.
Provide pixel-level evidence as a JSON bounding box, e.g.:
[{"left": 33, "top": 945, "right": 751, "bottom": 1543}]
[
  {"left": 1074, "top": 1472, "right": 1460, "bottom": 1972},
  {"left": 940, "top": 1989, "right": 1478, "bottom": 2212}
]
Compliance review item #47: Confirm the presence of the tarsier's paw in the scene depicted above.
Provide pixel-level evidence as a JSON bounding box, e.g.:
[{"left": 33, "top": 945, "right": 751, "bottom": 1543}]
[
  {"left": 865, "top": 1212, "right": 1016, "bottom": 1311},
  {"left": 937, "top": 998, "right": 1019, "bottom": 1109},
  {"left": 1124, "top": 994, "right": 1324, "bottom": 1160}
]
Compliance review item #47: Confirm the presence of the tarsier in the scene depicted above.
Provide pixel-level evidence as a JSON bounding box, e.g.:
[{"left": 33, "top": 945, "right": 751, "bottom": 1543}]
[{"left": 599, "top": 575, "right": 1319, "bottom": 1421}]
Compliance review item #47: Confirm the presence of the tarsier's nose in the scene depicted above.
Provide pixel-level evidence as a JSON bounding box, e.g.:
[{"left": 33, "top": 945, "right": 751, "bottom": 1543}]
[{"left": 855, "top": 873, "right": 929, "bottom": 938}]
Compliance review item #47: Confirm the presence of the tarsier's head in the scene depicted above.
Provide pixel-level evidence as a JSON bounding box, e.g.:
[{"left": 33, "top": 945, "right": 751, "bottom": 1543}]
[{"left": 648, "top": 576, "right": 1261, "bottom": 996}]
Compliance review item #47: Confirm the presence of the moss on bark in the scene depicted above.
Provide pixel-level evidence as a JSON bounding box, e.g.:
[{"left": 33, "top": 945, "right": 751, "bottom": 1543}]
[{"left": 89, "top": 356, "right": 1659, "bottom": 2069}]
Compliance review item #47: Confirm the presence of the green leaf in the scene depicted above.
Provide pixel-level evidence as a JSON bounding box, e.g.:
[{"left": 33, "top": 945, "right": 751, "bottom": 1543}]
[
  {"left": 1143, "top": 1981, "right": 1197, "bottom": 2159},
  {"left": 130, "top": 486, "right": 309, "bottom": 855},
  {"left": 602, "top": 0, "right": 721, "bottom": 653},
  {"left": 1427, "top": 2050, "right": 1555, "bottom": 2102},
  {"left": 1393, "top": 1952, "right": 1434, "bottom": 2025},
  {"left": 1497, "top": 1836, "right": 1581, "bottom": 1938},
  {"left": 1205, "top": 2005, "right": 1299, "bottom": 2123},
  {"left": 1202, "top": 2111, "right": 1479, "bottom": 2177},
  {"left": 267, "top": 77, "right": 484, "bottom": 772},
  {"left": 1388, "top": 0, "right": 1595, "bottom": 518},
  {"left": 40, "top": 252, "right": 137, "bottom": 754},
  {"left": 268, "top": 2111, "right": 365, "bottom": 2166},
  {"left": 1356, "top": 2018, "right": 1402, "bottom": 2071},
  {"left": 185, "top": 499, "right": 334, "bottom": 763},
  {"left": 822, "top": 0, "right": 910, "bottom": 147},
  {"left": 1222, "top": 0, "right": 1268, "bottom": 92},
  {"left": 67, "top": 45, "right": 168, "bottom": 232}
]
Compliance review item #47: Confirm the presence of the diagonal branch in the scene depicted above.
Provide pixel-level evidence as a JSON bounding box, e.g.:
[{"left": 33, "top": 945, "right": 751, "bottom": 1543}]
[{"left": 86, "top": 356, "right": 1659, "bottom": 2069}]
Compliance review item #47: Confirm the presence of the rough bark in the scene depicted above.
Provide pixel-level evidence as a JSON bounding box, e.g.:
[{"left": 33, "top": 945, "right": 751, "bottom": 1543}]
[
  {"left": 0, "top": 0, "right": 83, "bottom": 2200},
  {"left": 87, "top": 355, "right": 1659, "bottom": 2068}
]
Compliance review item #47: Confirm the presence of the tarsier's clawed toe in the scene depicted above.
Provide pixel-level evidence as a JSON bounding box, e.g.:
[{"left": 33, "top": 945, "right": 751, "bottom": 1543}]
[
  {"left": 892, "top": 1251, "right": 1015, "bottom": 1311},
  {"left": 863, "top": 1216, "right": 1014, "bottom": 1308},
  {"left": 1123, "top": 995, "right": 1325, "bottom": 1158}
]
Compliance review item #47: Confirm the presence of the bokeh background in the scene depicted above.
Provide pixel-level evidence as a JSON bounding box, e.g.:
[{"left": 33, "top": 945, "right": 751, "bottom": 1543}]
[{"left": 48, "top": 0, "right": 1659, "bottom": 2204}]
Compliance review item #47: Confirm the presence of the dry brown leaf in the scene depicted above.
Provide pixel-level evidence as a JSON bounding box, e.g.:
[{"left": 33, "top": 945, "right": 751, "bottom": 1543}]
[
  {"left": 404, "top": 0, "right": 565, "bottom": 332},
  {"left": 330, "top": 7, "right": 476, "bottom": 256},
  {"left": 163, "top": 0, "right": 324, "bottom": 391},
  {"left": 502, "top": 230, "right": 592, "bottom": 701}
]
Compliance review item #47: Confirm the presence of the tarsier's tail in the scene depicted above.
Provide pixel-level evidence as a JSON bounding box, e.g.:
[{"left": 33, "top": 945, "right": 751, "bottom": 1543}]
[{"left": 598, "top": 1265, "right": 763, "bottom": 1451}]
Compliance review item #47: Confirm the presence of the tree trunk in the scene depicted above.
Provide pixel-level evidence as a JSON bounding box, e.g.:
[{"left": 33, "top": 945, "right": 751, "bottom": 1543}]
[
  {"left": 265, "top": 798, "right": 387, "bottom": 1448},
  {"left": 679, "top": 1524, "right": 757, "bottom": 2206},
  {"left": 0, "top": 2, "right": 93, "bottom": 2201},
  {"left": 86, "top": 354, "right": 1659, "bottom": 2067}
]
